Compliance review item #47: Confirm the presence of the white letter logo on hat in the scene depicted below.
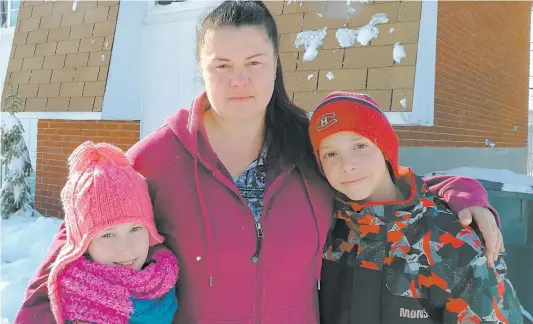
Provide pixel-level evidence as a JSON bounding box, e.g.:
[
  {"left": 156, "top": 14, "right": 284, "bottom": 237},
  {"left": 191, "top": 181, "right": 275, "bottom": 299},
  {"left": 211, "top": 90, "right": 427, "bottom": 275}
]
[{"left": 316, "top": 112, "right": 338, "bottom": 132}]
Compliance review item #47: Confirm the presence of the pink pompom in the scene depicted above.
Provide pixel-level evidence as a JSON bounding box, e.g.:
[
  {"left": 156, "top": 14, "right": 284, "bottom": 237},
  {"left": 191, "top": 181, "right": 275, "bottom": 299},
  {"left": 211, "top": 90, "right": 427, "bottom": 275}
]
[
  {"left": 67, "top": 141, "right": 131, "bottom": 173},
  {"left": 89, "top": 151, "right": 99, "bottom": 162}
]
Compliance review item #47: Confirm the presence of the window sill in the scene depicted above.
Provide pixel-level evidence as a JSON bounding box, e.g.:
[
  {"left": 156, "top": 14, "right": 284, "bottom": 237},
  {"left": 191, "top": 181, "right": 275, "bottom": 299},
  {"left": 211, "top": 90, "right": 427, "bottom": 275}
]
[
  {"left": 0, "top": 26, "right": 15, "bottom": 35},
  {"left": 144, "top": 1, "right": 220, "bottom": 25}
]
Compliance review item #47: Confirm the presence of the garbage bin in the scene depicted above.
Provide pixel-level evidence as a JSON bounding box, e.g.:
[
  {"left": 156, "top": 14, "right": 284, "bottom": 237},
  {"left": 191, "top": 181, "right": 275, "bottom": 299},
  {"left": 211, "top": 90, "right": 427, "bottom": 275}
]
[{"left": 476, "top": 179, "right": 533, "bottom": 314}]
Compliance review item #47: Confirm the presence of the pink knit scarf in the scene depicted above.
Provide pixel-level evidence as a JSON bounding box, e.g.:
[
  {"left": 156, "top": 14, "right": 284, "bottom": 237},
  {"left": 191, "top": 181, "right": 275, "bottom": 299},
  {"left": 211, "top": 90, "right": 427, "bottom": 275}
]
[{"left": 55, "top": 246, "right": 179, "bottom": 324}]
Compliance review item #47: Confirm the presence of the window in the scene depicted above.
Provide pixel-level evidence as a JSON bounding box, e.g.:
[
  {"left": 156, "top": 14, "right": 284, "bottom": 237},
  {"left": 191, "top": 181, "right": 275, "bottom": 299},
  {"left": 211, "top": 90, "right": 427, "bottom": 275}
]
[
  {"left": 1, "top": 0, "right": 20, "bottom": 28},
  {"left": 155, "top": 0, "right": 185, "bottom": 5}
]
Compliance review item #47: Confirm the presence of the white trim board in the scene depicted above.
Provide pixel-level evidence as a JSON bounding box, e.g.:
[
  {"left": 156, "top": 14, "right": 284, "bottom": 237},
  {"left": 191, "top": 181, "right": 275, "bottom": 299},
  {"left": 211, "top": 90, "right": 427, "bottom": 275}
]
[
  {"left": 385, "top": 0, "right": 438, "bottom": 126},
  {"left": 0, "top": 111, "right": 103, "bottom": 120},
  {"left": 101, "top": 0, "right": 144, "bottom": 121},
  {"left": 0, "top": 26, "right": 14, "bottom": 37}
]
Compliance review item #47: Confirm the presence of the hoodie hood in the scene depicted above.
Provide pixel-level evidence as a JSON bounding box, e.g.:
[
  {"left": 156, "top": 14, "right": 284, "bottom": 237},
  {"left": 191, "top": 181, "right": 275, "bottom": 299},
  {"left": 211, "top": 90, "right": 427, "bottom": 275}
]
[
  {"left": 163, "top": 92, "right": 222, "bottom": 287},
  {"left": 165, "top": 92, "right": 220, "bottom": 172}
]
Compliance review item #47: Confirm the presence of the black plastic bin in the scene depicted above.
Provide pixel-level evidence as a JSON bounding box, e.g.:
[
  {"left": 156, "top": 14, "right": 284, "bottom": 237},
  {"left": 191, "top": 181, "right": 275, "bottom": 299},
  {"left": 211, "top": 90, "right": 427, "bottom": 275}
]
[{"left": 476, "top": 179, "right": 533, "bottom": 315}]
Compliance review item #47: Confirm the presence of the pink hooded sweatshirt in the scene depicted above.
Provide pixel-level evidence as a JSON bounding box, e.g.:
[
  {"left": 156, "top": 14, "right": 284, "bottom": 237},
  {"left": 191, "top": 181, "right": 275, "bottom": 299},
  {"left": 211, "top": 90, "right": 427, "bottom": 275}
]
[{"left": 14, "top": 92, "right": 497, "bottom": 324}]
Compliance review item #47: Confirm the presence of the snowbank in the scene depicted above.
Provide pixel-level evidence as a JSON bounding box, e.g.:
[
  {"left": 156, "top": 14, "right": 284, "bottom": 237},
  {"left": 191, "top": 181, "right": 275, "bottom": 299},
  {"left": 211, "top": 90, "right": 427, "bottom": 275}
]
[
  {"left": 427, "top": 167, "right": 533, "bottom": 194},
  {"left": 1, "top": 213, "right": 62, "bottom": 323}
]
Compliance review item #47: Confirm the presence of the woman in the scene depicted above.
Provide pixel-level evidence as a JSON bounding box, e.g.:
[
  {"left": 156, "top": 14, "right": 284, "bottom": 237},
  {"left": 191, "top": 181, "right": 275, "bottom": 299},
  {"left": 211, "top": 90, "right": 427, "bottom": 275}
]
[{"left": 15, "top": 1, "right": 503, "bottom": 323}]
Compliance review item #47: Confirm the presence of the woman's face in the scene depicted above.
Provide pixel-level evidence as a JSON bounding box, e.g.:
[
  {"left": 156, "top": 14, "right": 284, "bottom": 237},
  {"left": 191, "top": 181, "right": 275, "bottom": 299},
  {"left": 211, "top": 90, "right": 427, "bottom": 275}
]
[{"left": 199, "top": 26, "right": 277, "bottom": 123}]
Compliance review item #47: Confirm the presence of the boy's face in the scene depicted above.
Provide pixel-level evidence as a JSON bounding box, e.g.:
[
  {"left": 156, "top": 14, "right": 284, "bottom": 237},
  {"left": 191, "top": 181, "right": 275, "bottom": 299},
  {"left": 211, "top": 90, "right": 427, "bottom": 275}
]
[
  {"left": 88, "top": 222, "right": 149, "bottom": 270},
  {"left": 319, "top": 131, "right": 392, "bottom": 202}
]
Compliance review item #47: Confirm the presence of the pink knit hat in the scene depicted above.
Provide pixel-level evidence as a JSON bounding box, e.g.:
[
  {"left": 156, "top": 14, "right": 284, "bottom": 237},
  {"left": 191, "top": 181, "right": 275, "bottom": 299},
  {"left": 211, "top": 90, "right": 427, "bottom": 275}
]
[{"left": 48, "top": 141, "right": 164, "bottom": 322}]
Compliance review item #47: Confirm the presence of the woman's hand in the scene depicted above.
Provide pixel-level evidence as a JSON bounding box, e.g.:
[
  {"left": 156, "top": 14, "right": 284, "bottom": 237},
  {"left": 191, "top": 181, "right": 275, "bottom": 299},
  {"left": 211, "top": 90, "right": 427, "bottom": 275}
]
[{"left": 458, "top": 206, "right": 505, "bottom": 267}]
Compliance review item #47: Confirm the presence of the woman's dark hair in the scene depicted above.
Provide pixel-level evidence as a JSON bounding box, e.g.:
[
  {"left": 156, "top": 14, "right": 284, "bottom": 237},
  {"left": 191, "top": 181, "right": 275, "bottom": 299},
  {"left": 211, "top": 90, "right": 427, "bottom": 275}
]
[{"left": 196, "top": 0, "right": 316, "bottom": 170}]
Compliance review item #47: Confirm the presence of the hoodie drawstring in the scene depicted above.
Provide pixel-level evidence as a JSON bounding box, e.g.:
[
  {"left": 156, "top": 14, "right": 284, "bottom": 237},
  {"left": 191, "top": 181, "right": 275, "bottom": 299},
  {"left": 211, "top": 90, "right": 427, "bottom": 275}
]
[
  {"left": 302, "top": 178, "right": 323, "bottom": 291},
  {"left": 194, "top": 157, "right": 215, "bottom": 287}
]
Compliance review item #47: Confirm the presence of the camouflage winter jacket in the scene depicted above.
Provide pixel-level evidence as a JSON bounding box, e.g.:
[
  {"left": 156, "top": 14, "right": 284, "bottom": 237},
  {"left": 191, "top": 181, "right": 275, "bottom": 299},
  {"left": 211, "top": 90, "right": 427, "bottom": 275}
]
[{"left": 319, "top": 169, "right": 523, "bottom": 324}]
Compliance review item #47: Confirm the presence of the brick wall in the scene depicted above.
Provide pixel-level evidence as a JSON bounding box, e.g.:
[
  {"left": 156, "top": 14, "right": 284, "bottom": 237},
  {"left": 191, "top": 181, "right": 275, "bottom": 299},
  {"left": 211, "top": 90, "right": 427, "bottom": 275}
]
[
  {"left": 267, "top": 0, "right": 530, "bottom": 148},
  {"left": 395, "top": 1, "right": 530, "bottom": 147},
  {"left": 267, "top": 0, "right": 421, "bottom": 112},
  {"left": 35, "top": 120, "right": 140, "bottom": 217},
  {"left": 2, "top": 0, "right": 118, "bottom": 112}
]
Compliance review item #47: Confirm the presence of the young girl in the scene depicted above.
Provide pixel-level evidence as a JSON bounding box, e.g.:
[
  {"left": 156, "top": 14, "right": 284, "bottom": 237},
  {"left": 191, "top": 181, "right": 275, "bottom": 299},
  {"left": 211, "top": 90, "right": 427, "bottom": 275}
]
[{"left": 47, "top": 141, "right": 179, "bottom": 324}]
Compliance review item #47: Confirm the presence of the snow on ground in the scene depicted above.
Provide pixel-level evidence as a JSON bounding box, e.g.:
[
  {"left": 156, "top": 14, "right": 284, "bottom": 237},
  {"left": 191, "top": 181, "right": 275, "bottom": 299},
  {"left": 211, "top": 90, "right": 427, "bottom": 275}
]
[
  {"left": 427, "top": 167, "right": 533, "bottom": 194},
  {"left": 1, "top": 212, "right": 62, "bottom": 323}
]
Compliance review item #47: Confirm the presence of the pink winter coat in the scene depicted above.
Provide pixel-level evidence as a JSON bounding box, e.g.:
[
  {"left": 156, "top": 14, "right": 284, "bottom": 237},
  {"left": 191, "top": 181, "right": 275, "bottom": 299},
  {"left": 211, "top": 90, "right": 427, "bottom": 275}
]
[{"left": 14, "top": 92, "right": 497, "bottom": 324}]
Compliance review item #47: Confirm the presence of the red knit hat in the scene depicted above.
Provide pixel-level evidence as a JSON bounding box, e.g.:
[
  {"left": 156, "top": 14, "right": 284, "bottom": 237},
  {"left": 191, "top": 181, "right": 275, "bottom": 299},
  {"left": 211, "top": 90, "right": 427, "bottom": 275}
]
[{"left": 309, "top": 91, "right": 399, "bottom": 175}]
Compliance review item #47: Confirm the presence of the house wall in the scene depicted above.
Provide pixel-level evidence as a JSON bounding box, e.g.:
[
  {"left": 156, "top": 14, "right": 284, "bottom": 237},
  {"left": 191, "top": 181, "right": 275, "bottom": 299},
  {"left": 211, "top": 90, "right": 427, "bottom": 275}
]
[
  {"left": 2, "top": 0, "right": 118, "bottom": 112},
  {"left": 401, "top": 1, "right": 530, "bottom": 174},
  {"left": 269, "top": 0, "right": 530, "bottom": 174},
  {"left": 525, "top": 11, "right": 532, "bottom": 177},
  {"left": 268, "top": 0, "right": 421, "bottom": 113},
  {"left": 0, "top": 32, "right": 15, "bottom": 99},
  {"left": 0, "top": 0, "right": 132, "bottom": 217},
  {"left": 4, "top": 0, "right": 531, "bottom": 217},
  {"left": 35, "top": 119, "right": 139, "bottom": 217}
]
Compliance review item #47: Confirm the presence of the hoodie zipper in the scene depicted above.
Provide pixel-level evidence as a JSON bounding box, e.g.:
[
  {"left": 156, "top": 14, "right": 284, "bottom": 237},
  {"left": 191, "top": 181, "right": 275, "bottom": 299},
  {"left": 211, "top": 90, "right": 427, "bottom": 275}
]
[
  {"left": 254, "top": 220, "right": 264, "bottom": 324},
  {"left": 252, "top": 170, "right": 291, "bottom": 324},
  {"left": 209, "top": 163, "right": 290, "bottom": 323},
  {"left": 252, "top": 222, "right": 264, "bottom": 263}
]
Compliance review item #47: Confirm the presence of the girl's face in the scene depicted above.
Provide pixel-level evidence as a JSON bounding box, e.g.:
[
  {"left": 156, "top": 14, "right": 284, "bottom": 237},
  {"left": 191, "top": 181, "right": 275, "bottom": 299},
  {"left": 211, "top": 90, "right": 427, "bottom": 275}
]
[
  {"left": 199, "top": 26, "right": 277, "bottom": 124},
  {"left": 88, "top": 222, "right": 149, "bottom": 270}
]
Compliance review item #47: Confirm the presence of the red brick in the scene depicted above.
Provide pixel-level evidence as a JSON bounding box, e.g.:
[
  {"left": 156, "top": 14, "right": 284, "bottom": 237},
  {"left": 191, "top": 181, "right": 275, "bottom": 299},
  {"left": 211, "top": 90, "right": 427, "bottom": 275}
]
[
  {"left": 398, "top": 1, "right": 529, "bottom": 147},
  {"left": 35, "top": 119, "right": 140, "bottom": 218}
]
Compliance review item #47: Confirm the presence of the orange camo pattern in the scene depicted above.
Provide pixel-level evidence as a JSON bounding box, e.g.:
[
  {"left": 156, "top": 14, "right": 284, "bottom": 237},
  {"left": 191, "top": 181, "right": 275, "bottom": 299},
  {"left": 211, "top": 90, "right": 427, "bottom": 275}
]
[{"left": 323, "top": 172, "right": 522, "bottom": 323}]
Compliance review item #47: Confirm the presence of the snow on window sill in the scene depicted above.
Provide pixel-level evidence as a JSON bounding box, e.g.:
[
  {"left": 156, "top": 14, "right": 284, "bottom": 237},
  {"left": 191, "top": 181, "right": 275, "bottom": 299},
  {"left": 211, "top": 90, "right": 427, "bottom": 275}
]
[{"left": 0, "top": 26, "right": 15, "bottom": 35}]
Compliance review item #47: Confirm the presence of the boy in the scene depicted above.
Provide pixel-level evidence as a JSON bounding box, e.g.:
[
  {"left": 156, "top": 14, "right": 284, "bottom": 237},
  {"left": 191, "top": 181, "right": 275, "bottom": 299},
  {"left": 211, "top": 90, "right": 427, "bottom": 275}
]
[{"left": 310, "top": 92, "right": 523, "bottom": 324}]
